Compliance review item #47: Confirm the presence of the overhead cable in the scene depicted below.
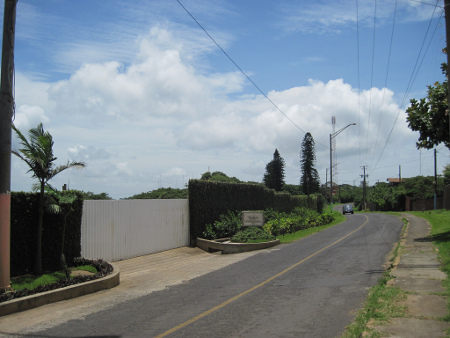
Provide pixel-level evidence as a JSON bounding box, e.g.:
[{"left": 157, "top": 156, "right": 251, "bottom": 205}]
[{"left": 176, "top": 0, "right": 329, "bottom": 149}]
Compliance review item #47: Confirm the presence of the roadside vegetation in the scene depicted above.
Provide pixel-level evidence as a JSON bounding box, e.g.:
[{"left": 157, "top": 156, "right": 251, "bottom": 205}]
[
  {"left": 11, "top": 265, "right": 97, "bottom": 291},
  {"left": 0, "top": 259, "right": 113, "bottom": 303},
  {"left": 343, "top": 209, "right": 450, "bottom": 337},
  {"left": 201, "top": 207, "right": 337, "bottom": 243}
]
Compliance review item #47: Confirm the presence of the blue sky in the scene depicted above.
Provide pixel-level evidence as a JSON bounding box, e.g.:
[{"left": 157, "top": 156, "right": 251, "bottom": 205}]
[{"left": 6, "top": 0, "right": 450, "bottom": 199}]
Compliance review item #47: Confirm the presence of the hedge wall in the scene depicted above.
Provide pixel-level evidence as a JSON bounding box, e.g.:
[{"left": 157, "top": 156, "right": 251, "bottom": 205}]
[
  {"left": 188, "top": 180, "right": 324, "bottom": 245},
  {"left": 10, "top": 191, "right": 83, "bottom": 277}
]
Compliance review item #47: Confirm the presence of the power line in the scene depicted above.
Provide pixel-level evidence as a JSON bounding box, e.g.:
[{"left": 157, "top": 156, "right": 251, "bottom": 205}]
[
  {"left": 365, "top": 0, "right": 378, "bottom": 166},
  {"left": 372, "top": 1, "right": 443, "bottom": 171},
  {"left": 370, "top": 0, "right": 398, "bottom": 170},
  {"left": 175, "top": 0, "right": 329, "bottom": 150}
]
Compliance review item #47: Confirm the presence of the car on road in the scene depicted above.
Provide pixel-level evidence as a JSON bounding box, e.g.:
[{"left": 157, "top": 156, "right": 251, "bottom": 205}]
[{"left": 342, "top": 204, "right": 354, "bottom": 215}]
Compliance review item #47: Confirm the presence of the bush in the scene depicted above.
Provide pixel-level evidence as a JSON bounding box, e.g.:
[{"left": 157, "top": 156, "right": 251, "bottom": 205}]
[
  {"left": 263, "top": 208, "right": 334, "bottom": 236},
  {"left": 11, "top": 191, "right": 83, "bottom": 277},
  {"left": 202, "top": 211, "right": 242, "bottom": 240},
  {"left": 231, "top": 227, "right": 276, "bottom": 243}
]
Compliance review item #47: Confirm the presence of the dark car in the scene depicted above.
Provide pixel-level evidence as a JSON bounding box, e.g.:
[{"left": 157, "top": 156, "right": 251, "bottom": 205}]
[{"left": 342, "top": 204, "right": 353, "bottom": 215}]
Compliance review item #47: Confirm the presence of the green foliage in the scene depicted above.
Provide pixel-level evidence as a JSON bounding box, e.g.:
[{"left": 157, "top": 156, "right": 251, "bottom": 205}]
[
  {"left": 200, "top": 171, "right": 242, "bottom": 183},
  {"left": 10, "top": 191, "right": 83, "bottom": 277},
  {"left": 125, "top": 187, "right": 188, "bottom": 199},
  {"left": 202, "top": 211, "right": 242, "bottom": 240},
  {"left": 282, "top": 184, "right": 304, "bottom": 195},
  {"left": 263, "top": 207, "right": 334, "bottom": 236},
  {"left": 360, "top": 175, "right": 446, "bottom": 211},
  {"left": 339, "top": 184, "right": 362, "bottom": 203},
  {"left": 11, "top": 123, "right": 86, "bottom": 275},
  {"left": 300, "top": 132, "right": 320, "bottom": 195},
  {"left": 77, "top": 191, "right": 112, "bottom": 200},
  {"left": 189, "top": 180, "right": 323, "bottom": 243},
  {"left": 263, "top": 149, "right": 286, "bottom": 191},
  {"left": 11, "top": 271, "right": 67, "bottom": 291},
  {"left": 231, "top": 227, "right": 276, "bottom": 243},
  {"left": 1, "top": 258, "right": 113, "bottom": 303},
  {"left": 444, "top": 164, "right": 450, "bottom": 186},
  {"left": 406, "top": 62, "right": 449, "bottom": 150}
]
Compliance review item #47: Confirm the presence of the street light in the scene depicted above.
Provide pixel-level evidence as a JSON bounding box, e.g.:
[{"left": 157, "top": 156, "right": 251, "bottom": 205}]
[{"left": 330, "top": 123, "right": 356, "bottom": 212}]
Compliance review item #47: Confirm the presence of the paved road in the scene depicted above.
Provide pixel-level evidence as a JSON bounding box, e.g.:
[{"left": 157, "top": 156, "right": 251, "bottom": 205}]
[{"left": 9, "top": 213, "right": 403, "bottom": 337}]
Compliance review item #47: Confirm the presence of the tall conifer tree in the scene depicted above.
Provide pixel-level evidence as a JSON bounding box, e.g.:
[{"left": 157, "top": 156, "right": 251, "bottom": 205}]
[
  {"left": 263, "top": 149, "right": 285, "bottom": 191},
  {"left": 300, "top": 133, "right": 320, "bottom": 195}
]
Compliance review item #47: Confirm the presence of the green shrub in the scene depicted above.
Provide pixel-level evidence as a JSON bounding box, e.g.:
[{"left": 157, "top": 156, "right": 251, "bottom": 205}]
[
  {"left": 231, "top": 226, "right": 275, "bottom": 243},
  {"left": 263, "top": 208, "right": 335, "bottom": 236},
  {"left": 201, "top": 211, "right": 242, "bottom": 239}
]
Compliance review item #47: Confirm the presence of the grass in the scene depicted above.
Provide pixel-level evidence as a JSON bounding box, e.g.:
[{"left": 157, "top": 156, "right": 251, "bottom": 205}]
[
  {"left": 343, "top": 209, "right": 450, "bottom": 337},
  {"left": 11, "top": 272, "right": 68, "bottom": 291},
  {"left": 343, "top": 277, "right": 407, "bottom": 338},
  {"left": 11, "top": 265, "right": 98, "bottom": 291},
  {"left": 278, "top": 211, "right": 346, "bottom": 243}
]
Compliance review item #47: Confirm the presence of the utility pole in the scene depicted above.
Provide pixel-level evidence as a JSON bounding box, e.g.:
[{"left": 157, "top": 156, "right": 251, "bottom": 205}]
[
  {"left": 399, "top": 165, "right": 401, "bottom": 183},
  {"left": 434, "top": 149, "right": 437, "bottom": 210},
  {"left": 0, "top": 0, "right": 17, "bottom": 293},
  {"left": 325, "top": 168, "right": 328, "bottom": 212},
  {"left": 446, "top": 0, "right": 450, "bottom": 143},
  {"left": 361, "top": 166, "right": 368, "bottom": 210}
]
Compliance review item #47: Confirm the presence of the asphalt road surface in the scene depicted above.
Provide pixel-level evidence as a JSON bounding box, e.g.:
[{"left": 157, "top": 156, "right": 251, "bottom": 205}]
[{"left": 34, "top": 213, "right": 402, "bottom": 337}]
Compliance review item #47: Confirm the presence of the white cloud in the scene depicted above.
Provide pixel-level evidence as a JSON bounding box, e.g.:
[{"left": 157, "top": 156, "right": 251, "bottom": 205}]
[{"left": 11, "top": 19, "right": 445, "bottom": 198}]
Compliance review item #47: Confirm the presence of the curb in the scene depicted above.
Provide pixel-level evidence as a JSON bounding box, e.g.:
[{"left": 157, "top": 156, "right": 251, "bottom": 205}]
[
  {"left": 196, "top": 237, "right": 280, "bottom": 254},
  {"left": 0, "top": 263, "right": 120, "bottom": 317}
]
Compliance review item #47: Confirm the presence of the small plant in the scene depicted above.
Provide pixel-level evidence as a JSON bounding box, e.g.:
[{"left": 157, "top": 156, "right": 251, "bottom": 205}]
[
  {"left": 202, "top": 211, "right": 242, "bottom": 239},
  {"left": 231, "top": 226, "right": 275, "bottom": 243},
  {"left": 1, "top": 258, "right": 113, "bottom": 304}
]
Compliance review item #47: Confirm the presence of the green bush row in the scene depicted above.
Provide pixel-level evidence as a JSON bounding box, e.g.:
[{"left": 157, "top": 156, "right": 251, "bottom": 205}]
[
  {"left": 202, "top": 207, "right": 334, "bottom": 242},
  {"left": 263, "top": 208, "right": 334, "bottom": 237},
  {"left": 188, "top": 179, "right": 324, "bottom": 244},
  {"left": 11, "top": 191, "right": 83, "bottom": 277}
]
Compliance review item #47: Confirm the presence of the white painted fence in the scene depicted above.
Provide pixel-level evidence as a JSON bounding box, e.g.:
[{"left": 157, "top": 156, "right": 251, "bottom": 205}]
[{"left": 81, "top": 199, "right": 190, "bottom": 262}]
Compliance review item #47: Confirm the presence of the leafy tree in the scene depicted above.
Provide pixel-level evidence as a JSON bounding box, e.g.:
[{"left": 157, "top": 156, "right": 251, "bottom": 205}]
[
  {"left": 300, "top": 132, "right": 320, "bottom": 195},
  {"left": 12, "top": 123, "right": 85, "bottom": 275},
  {"left": 444, "top": 164, "right": 450, "bottom": 186},
  {"left": 282, "top": 184, "right": 304, "bottom": 195},
  {"left": 200, "top": 171, "right": 242, "bottom": 183},
  {"left": 406, "top": 62, "right": 450, "bottom": 150},
  {"left": 78, "top": 191, "right": 112, "bottom": 200},
  {"left": 126, "top": 187, "right": 188, "bottom": 199},
  {"left": 263, "top": 149, "right": 285, "bottom": 191}
]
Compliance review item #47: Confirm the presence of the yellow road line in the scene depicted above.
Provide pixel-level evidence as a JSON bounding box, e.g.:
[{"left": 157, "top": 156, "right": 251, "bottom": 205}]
[{"left": 156, "top": 215, "right": 370, "bottom": 338}]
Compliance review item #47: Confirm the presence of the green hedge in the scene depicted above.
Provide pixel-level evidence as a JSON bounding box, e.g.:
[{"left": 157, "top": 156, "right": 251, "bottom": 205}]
[
  {"left": 188, "top": 180, "right": 324, "bottom": 245},
  {"left": 11, "top": 191, "right": 83, "bottom": 277}
]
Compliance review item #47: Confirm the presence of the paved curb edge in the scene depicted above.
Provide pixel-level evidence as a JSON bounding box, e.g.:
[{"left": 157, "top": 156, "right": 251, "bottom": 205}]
[
  {"left": 196, "top": 237, "right": 280, "bottom": 254},
  {"left": 0, "top": 263, "right": 120, "bottom": 317}
]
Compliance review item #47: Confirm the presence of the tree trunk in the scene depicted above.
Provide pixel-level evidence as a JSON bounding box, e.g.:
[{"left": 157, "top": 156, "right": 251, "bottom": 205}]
[{"left": 34, "top": 179, "right": 45, "bottom": 275}]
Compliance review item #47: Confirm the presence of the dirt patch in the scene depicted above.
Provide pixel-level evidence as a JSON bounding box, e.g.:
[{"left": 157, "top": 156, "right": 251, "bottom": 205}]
[{"left": 70, "top": 270, "right": 96, "bottom": 277}]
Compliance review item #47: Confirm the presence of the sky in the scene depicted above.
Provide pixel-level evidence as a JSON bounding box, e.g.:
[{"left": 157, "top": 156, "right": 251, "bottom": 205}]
[{"left": 4, "top": 0, "right": 450, "bottom": 199}]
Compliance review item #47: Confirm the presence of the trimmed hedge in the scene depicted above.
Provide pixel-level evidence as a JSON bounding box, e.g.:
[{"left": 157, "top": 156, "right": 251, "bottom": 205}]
[
  {"left": 11, "top": 191, "right": 83, "bottom": 277},
  {"left": 188, "top": 179, "right": 324, "bottom": 245}
]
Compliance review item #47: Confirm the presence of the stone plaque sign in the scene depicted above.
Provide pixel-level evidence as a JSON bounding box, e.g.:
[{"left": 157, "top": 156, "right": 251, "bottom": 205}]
[{"left": 242, "top": 211, "right": 264, "bottom": 227}]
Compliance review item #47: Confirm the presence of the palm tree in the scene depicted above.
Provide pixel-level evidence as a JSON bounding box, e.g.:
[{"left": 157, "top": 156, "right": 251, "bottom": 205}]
[{"left": 12, "top": 123, "right": 85, "bottom": 275}]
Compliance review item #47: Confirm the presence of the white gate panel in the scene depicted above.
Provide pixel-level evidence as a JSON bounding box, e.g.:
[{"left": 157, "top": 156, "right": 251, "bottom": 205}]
[{"left": 81, "top": 199, "right": 190, "bottom": 261}]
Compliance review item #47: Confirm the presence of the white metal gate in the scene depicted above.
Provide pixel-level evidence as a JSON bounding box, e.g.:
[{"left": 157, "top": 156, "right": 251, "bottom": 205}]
[{"left": 81, "top": 199, "right": 190, "bottom": 261}]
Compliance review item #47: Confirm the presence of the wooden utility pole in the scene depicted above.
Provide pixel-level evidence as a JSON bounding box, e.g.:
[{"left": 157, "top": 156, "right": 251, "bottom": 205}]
[
  {"left": 434, "top": 149, "right": 437, "bottom": 210},
  {"left": 446, "top": 0, "right": 450, "bottom": 143},
  {"left": 0, "top": 0, "right": 17, "bottom": 293}
]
